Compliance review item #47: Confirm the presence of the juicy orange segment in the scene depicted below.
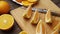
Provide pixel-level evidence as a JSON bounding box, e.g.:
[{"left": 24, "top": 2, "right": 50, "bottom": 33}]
[
  {"left": 22, "top": 1, "right": 33, "bottom": 6},
  {"left": 36, "top": 20, "right": 46, "bottom": 34},
  {"left": 28, "top": 0, "right": 37, "bottom": 3},
  {"left": 19, "top": 31, "right": 27, "bottom": 34},
  {"left": 31, "top": 9, "right": 40, "bottom": 24},
  {"left": 0, "top": 14, "right": 14, "bottom": 30},
  {"left": 16, "top": 0, "right": 22, "bottom": 2},
  {"left": 45, "top": 9, "right": 52, "bottom": 23},
  {"left": 23, "top": 5, "right": 32, "bottom": 19}
]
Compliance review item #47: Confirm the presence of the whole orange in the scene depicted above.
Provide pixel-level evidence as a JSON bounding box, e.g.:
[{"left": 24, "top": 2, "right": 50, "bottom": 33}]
[{"left": 0, "top": 1, "right": 10, "bottom": 14}]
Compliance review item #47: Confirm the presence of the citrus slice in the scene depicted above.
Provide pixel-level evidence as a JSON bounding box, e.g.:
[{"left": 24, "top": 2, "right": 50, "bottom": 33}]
[
  {"left": 45, "top": 9, "right": 52, "bottom": 23},
  {"left": 28, "top": 0, "right": 37, "bottom": 3},
  {"left": 16, "top": 0, "right": 22, "bottom": 2},
  {"left": 0, "top": 14, "right": 14, "bottom": 30},
  {"left": 36, "top": 20, "right": 46, "bottom": 34},
  {"left": 22, "top": 1, "right": 33, "bottom": 6},
  {"left": 51, "top": 29, "right": 58, "bottom": 34},
  {"left": 19, "top": 31, "right": 27, "bottom": 34},
  {"left": 53, "top": 23, "right": 60, "bottom": 31},
  {"left": 31, "top": 9, "right": 40, "bottom": 24},
  {"left": 23, "top": 5, "right": 32, "bottom": 19}
]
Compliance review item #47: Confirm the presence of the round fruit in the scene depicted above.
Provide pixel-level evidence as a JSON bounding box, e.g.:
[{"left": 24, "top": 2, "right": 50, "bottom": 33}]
[
  {"left": 0, "top": 14, "right": 14, "bottom": 30},
  {"left": 0, "top": 1, "right": 10, "bottom": 14}
]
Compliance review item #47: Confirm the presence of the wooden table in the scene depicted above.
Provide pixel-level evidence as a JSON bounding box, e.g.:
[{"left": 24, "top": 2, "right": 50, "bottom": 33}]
[{"left": 0, "top": 0, "right": 60, "bottom": 34}]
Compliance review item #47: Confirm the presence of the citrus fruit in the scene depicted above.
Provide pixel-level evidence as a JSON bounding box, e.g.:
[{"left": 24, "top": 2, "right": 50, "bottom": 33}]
[
  {"left": 31, "top": 9, "right": 40, "bottom": 24},
  {"left": 0, "top": 14, "right": 14, "bottom": 30},
  {"left": 23, "top": 5, "right": 32, "bottom": 19},
  {"left": 19, "top": 31, "right": 27, "bottom": 34},
  {"left": 0, "top": 1, "right": 10, "bottom": 14},
  {"left": 45, "top": 9, "right": 52, "bottom": 23},
  {"left": 16, "top": 0, "right": 22, "bottom": 2},
  {"left": 27, "top": 0, "right": 37, "bottom": 3},
  {"left": 22, "top": 1, "right": 33, "bottom": 6}
]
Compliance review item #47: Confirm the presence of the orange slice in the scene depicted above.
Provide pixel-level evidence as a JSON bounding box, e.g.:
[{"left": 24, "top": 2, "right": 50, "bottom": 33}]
[
  {"left": 36, "top": 20, "right": 46, "bottom": 34},
  {"left": 16, "top": 0, "right": 22, "bottom": 2},
  {"left": 19, "top": 31, "right": 27, "bottom": 34},
  {"left": 23, "top": 5, "right": 32, "bottom": 19},
  {"left": 53, "top": 23, "right": 60, "bottom": 31},
  {"left": 31, "top": 9, "right": 40, "bottom": 24},
  {"left": 0, "top": 14, "right": 14, "bottom": 30},
  {"left": 51, "top": 29, "right": 59, "bottom": 34},
  {"left": 45, "top": 9, "right": 52, "bottom": 23},
  {"left": 28, "top": 0, "right": 37, "bottom": 3},
  {"left": 22, "top": 1, "right": 33, "bottom": 6}
]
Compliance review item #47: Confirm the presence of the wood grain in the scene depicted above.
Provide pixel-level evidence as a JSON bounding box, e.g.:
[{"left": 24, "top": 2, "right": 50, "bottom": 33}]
[{"left": 10, "top": 7, "right": 60, "bottom": 34}]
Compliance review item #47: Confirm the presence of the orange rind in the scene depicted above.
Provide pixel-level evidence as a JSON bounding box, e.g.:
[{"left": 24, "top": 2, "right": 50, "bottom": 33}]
[{"left": 0, "top": 14, "right": 14, "bottom": 30}]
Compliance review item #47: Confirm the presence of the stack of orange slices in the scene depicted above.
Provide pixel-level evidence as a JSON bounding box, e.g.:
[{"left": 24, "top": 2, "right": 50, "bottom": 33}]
[{"left": 16, "top": 0, "right": 37, "bottom": 6}]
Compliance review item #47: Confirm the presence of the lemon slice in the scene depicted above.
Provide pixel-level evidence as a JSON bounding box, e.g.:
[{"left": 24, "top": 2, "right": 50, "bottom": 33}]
[
  {"left": 22, "top": 1, "right": 33, "bottom": 6},
  {"left": 0, "top": 14, "right": 14, "bottom": 30},
  {"left": 36, "top": 20, "right": 46, "bottom": 34},
  {"left": 23, "top": 5, "right": 32, "bottom": 19},
  {"left": 45, "top": 9, "right": 52, "bottom": 23},
  {"left": 31, "top": 9, "right": 40, "bottom": 24},
  {"left": 19, "top": 31, "right": 27, "bottom": 34},
  {"left": 28, "top": 0, "right": 37, "bottom": 3}
]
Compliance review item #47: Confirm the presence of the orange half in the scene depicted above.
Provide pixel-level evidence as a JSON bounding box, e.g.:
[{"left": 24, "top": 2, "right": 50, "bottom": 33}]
[{"left": 0, "top": 14, "right": 14, "bottom": 30}]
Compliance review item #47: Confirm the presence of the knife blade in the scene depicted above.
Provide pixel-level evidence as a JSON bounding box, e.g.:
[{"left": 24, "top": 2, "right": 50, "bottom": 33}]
[{"left": 21, "top": 7, "right": 60, "bottom": 16}]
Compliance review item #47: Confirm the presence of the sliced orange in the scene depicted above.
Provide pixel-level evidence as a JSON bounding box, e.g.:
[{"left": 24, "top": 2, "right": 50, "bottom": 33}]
[
  {"left": 19, "top": 31, "right": 27, "bottom": 34},
  {"left": 51, "top": 29, "right": 59, "bottom": 34},
  {"left": 23, "top": 5, "right": 32, "bottom": 19},
  {"left": 0, "top": 14, "right": 14, "bottom": 30},
  {"left": 31, "top": 9, "right": 40, "bottom": 24},
  {"left": 27, "top": 0, "right": 37, "bottom": 3},
  {"left": 45, "top": 9, "right": 52, "bottom": 23},
  {"left": 36, "top": 20, "right": 46, "bottom": 34},
  {"left": 16, "top": 0, "right": 22, "bottom": 2},
  {"left": 53, "top": 23, "right": 60, "bottom": 31},
  {"left": 22, "top": 1, "right": 33, "bottom": 6}
]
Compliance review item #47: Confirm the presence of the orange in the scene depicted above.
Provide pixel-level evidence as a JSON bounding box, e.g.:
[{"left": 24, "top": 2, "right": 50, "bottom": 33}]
[
  {"left": 0, "top": 14, "right": 14, "bottom": 30},
  {"left": 0, "top": 1, "right": 10, "bottom": 14},
  {"left": 19, "top": 31, "right": 27, "bottom": 34},
  {"left": 16, "top": 0, "right": 22, "bottom": 2},
  {"left": 27, "top": 0, "right": 37, "bottom": 3},
  {"left": 22, "top": 1, "right": 33, "bottom": 6}
]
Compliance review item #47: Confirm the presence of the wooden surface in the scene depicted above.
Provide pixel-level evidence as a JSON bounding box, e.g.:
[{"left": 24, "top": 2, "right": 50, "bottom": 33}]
[
  {"left": 34, "top": 0, "right": 60, "bottom": 15},
  {"left": 0, "top": 0, "right": 60, "bottom": 34},
  {"left": 10, "top": 7, "right": 60, "bottom": 34}
]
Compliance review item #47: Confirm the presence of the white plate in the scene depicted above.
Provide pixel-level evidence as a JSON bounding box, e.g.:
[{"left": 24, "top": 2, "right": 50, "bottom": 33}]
[{"left": 12, "top": 0, "right": 23, "bottom": 5}]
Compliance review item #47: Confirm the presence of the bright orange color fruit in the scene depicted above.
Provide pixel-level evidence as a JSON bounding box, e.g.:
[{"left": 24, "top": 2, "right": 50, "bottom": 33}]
[
  {"left": 0, "top": 14, "right": 14, "bottom": 30},
  {"left": 0, "top": 1, "right": 10, "bottom": 14}
]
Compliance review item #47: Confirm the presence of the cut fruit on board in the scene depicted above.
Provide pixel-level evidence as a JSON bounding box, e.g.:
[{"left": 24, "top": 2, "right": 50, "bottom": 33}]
[
  {"left": 10, "top": 7, "right": 60, "bottom": 34},
  {"left": 23, "top": 5, "right": 32, "bottom": 19},
  {"left": 36, "top": 20, "right": 46, "bottom": 34},
  {"left": 45, "top": 9, "right": 52, "bottom": 23},
  {"left": 30, "top": 9, "right": 40, "bottom": 24}
]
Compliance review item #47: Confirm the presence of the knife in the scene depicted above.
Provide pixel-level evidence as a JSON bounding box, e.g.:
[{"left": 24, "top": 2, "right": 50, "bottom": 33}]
[{"left": 21, "top": 7, "right": 60, "bottom": 16}]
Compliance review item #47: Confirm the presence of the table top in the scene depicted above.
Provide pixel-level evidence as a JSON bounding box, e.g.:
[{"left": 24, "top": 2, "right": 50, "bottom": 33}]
[{"left": 0, "top": 0, "right": 60, "bottom": 34}]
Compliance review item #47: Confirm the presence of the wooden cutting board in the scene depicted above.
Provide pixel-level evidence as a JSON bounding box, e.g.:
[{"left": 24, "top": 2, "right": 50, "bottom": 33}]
[
  {"left": 10, "top": 7, "right": 60, "bottom": 34},
  {"left": 34, "top": 0, "right": 60, "bottom": 15}
]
